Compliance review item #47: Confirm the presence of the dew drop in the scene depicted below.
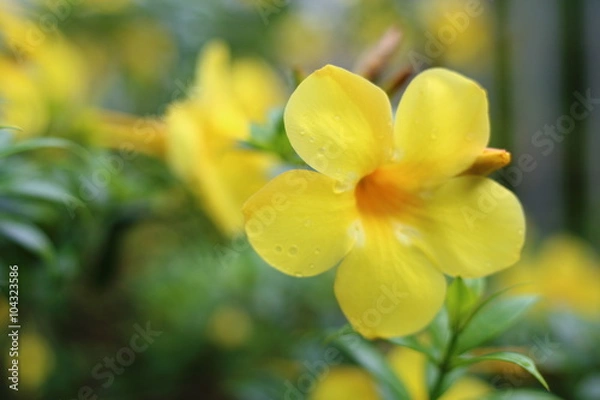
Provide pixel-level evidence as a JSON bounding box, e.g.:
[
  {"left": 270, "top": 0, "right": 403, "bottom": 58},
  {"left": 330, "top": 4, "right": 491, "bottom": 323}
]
[
  {"left": 274, "top": 245, "right": 283, "bottom": 253},
  {"left": 518, "top": 229, "right": 524, "bottom": 236},
  {"left": 314, "top": 248, "right": 321, "bottom": 255},
  {"left": 349, "top": 220, "right": 366, "bottom": 246},
  {"left": 294, "top": 272, "right": 304, "bottom": 277},
  {"left": 333, "top": 173, "right": 358, "bottom": 193},
  {"left": 311, "top": 154, "right": 328, "bottom": 170},
  {"left": 391, "top": 149, "right": 403, "bottom": 162},
  {"left": 299, "top": 130, "right": 306, "bottom": 136},
  {"left": 334, "top": 115, "right": 341, "bottom": 121},
  {"left": 318, "top": 147, "right": 326, "bottom": 154},
  {"left": 304, "top": 219, "right": 313, "bottom": 228},
  {"left": 394, "top": 224, "right": 421, "bottom": 246},
  {"left": 288, "top": 245, "right": 299, "bottom": 256},
  {"left": 333, "top": 180, "right": 352, "bottom": 193},
  {"left": 308, "top": 263, "right": 315, "bottom": 269},
  {"left": 309, "top": 136, "right": 316, "bottom": 143}
]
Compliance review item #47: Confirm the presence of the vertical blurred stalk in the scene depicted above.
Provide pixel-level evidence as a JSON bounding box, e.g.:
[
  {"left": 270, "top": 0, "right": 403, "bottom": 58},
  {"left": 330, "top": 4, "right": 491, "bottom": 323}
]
[
  {"left": 493, "top": 0, "right": 513, "bottom": 172},
  {"left": 560, "top": 0, "right": 588, "bottom": 237}
]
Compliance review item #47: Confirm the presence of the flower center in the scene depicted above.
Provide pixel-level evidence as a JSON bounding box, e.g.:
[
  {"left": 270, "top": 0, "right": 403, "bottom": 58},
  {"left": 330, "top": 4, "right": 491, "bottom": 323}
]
[{"left": 354, "top": 165, "right": 421, "bottom": 220}]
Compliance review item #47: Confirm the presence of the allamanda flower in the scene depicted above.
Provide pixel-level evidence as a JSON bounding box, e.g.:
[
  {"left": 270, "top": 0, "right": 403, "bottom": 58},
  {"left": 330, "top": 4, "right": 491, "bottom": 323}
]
[
  {"left": 310, "top": 347, "right": 490, "bottom": 400},
  {"left": 244, "top": 65, "right": 525, "bottom": 338},
  {"left": 497, "top": 235, "right": 600, "bottom": 318},
  {"left": 167, "top": 40, "right": 284, "bottom": 237}
]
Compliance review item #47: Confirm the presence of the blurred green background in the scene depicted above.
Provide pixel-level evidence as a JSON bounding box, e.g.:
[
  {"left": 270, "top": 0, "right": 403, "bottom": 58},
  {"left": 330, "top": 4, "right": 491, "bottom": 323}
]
[{"left": 0, "top": 0, "right": 598, "bottom": 399}]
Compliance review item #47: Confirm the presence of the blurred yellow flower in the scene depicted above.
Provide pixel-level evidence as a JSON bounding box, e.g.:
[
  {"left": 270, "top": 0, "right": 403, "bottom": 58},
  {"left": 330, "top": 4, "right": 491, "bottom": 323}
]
[
  {"left": 310, "top": 366, "right": 379, "bottom": 400},
  {"left": 497, "top": 235, "right": 600, "bottom": 318},
  {"left": 310, "top": 347, "right": 490, "bottom": 400},
  {"left": 86, "top": 110, "right": 167, "bottom": 158},
  {"left": 244, "top": 65, "right": 525, "bottom": 338},
  {"left": 0, "top": 5, "right": 88, "bottom": 137},
  {"left": 19, "top": 332, "right": 54, "bottom": 390},
  {"left": 416, "top": 0, "right": 492, "bottom": 68},
  {"left": 116, "top": 18, "right": 176, "bottom": 84},
  {"left": 166, "top": 40, "right": 285, "bottom": 236},
  {"left": 206, "top": 305, "right": 254, "bottom": 349},
  {"left": 0, "top": 297, "right": 8, "bottom": 327},
  {"left": 0, "top": 59, "right": 48, "bottom": 136}
]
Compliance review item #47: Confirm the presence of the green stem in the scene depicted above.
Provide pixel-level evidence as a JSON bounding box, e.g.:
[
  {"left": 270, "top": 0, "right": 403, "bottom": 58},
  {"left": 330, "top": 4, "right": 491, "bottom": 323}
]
[{"left": 430, "top": 326, "right": 460, "bottom": 399}]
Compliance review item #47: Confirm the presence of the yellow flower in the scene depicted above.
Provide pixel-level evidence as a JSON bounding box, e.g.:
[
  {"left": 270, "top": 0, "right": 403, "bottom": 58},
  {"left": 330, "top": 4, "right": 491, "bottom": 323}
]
[
  {"left": 166, "top": 40, "right": 284, "bottom": 236},
  {"left": 0, "top": 5, "right": 88, "bottom": 137},
  {"left": 243, "top": 65, "right": 525, "bottom": 338},
  {"left": 416, "top": 0, "right": 492, "bottom": 68},
  {"left": 0, "top": 58, "right": 48, "bottom": 136},
  {"left": 496, "top": 235, "right": 600, "bottom": 318},
  {"left": 310, "top": 347, "right": 490, "bottom": 400},
  {"left": 206, "top": 305, "right": 254, "bottom": 349},
  {"left": 19, "top": 332, "right": 54, "bottom": 390},
  {"left": 310, "top": 366, "right": 379, "bottom": 400}
]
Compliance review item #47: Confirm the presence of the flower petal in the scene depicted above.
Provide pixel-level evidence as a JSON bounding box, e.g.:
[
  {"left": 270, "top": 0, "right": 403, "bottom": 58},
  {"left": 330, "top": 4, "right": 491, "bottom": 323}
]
[
  {"left": 244, "top": 170, "right": 356, "bottom": 277},
  {"left": 193, "top": 40, "right": 248, "bottom": 140},
  {"left": 166, "top": 103, "right": 274, "bottom": 236},
  {"left": 310, "top": 367, "right": 378, "bottom": 400},
  {"left": 231, "top": 58, "right": 285, "bottom": 124},
  {"left": 284, "top": 65, "right": 393, "bottom": 183},
  {"left": 416, "top": 176, "right": 525, "bottom": 278},
  {"left": 394, "top": 68, "right": 489, "bottom": 185},
  {"left": 334, "top": 221, "right": 446, "bottom": 338}
]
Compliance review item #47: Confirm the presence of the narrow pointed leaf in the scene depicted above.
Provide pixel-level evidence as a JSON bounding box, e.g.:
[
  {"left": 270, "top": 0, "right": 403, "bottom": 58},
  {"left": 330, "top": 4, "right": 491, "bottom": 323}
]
[{"left": 453, "top": 351, "right": 549, "bottom": 390}]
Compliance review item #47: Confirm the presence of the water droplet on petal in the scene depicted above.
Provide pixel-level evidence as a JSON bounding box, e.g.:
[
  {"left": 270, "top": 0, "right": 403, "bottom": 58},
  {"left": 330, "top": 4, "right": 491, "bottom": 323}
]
[
  {"left": 294, "top": 272, "right": 304, "bottom": 277},
  {"left": 309, "top": 136, "right": 316, "bottom": 143},
  {"left": 333, "top": 172, "right": 358, "bottom": 193},
  {"left": 349, "top": 220, "right": 366, "bottom": 246},
  {"left": 308, "top": 263, "right": 315, "bottom": 269},
  {"left": 311, "top": 154, "right": 328, "bottom": 170},
  {"left": 288, "top": 245, "right": 299, "bottom": 256},
  {"left": 314, "top": 248, "right": 321, "bottom": 255},
  {"left": 391, "top": 149, "right": 403, "bottom": 162},
  {"left": 274, "top": 245, "right": 283, "bottom": 253},
  {"left": 304, "top": 219, "right": 312, "bottom": 228},
  {"left": 334, "top": 115, "right": 341, "bottom": 121},
  {"left": 299, "top": 130, "right": 306, "bottom": 136},
  {"left": 394, "top": 224, "right": 421, "bottom": 247}
]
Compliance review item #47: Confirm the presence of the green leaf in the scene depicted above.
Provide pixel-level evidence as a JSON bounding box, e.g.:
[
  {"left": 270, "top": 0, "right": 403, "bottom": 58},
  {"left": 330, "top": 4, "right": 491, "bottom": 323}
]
[
  {"left": 446, "top": 277, "right": 479, "bottom": 329},
  {"left": 453, "top": 351, "right": 549, "bottom": 390},
  {"left": 428, "top": 307, "right": 451, "bottom": 351},
  {"left": 388, "top": 335, "right": 438, "bottom": 363},
  {"left": 0, "top": 180, "right": 83, "bottom": 208},
  {"left": 482, "top": 389, "right": 561, "bottom": 400},
  {"left": 333, "top": 328, "right": 411, "bottom": 400},
  {"left": 455, "top": 295, "right": 538, "bottom": 355},
  {"left": 0, "top": 137, "right": 88, "bottom": 159},
  {"left": 0, "top": 218, "right": 55, "bottom": 262}
]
